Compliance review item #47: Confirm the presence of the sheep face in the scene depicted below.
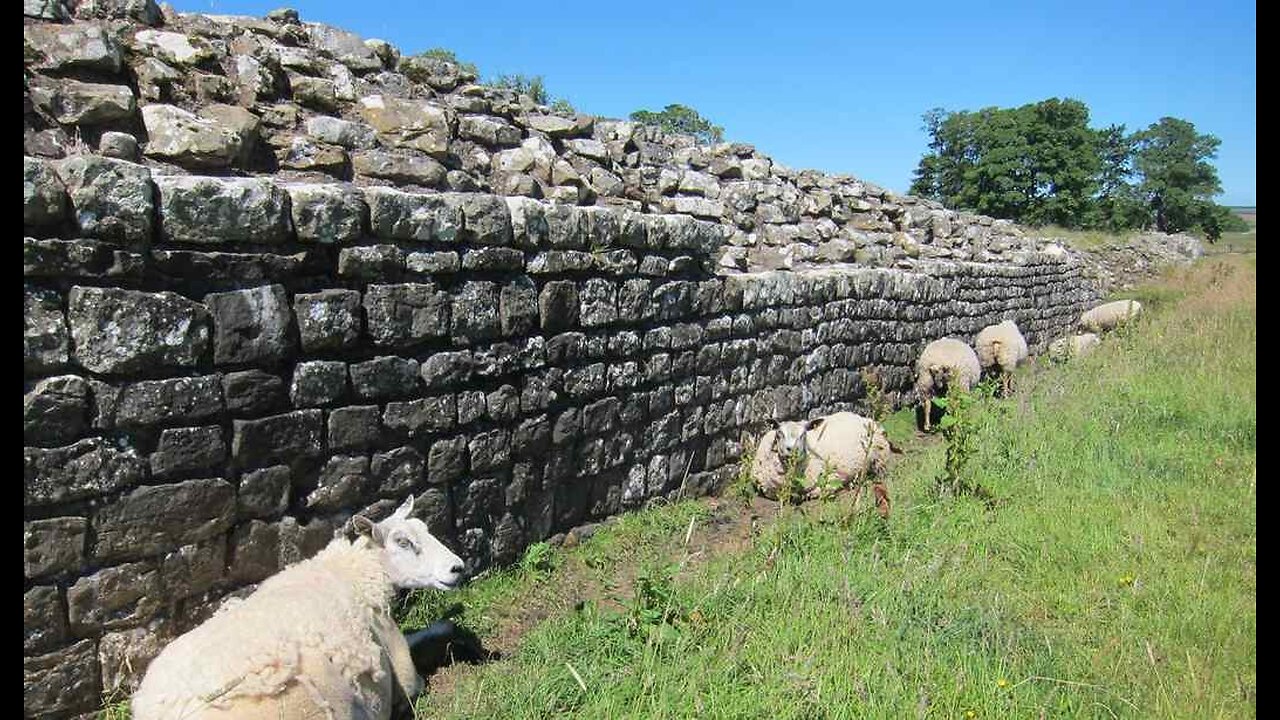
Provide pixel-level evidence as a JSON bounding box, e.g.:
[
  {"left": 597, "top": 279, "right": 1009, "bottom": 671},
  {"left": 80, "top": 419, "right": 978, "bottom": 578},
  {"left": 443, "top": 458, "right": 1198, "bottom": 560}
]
[
  {"left": 770, "top": 417, "right": 825, "bottom": 465},
  {"left": 926, "top": 364, "right": 953, "bottom": 393},
  {"left": 372, "top": 497, "right": 466, "bottom": 591}
]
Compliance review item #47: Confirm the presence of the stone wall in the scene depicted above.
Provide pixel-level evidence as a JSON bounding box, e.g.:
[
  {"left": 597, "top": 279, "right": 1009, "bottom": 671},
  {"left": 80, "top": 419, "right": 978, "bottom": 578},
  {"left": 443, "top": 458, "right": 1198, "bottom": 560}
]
[
  {"left": 24, "top": 3, "right": 1104, "bottom": 718},
  {"left": 1072, "top": 232, "right": 1205, "bottom": 293},
  {"left": 25, "top": 1, "right": 1070, "bottom": 279},
  {"left": 23, "top": 166, "right": 1095, "bottom": 716}
]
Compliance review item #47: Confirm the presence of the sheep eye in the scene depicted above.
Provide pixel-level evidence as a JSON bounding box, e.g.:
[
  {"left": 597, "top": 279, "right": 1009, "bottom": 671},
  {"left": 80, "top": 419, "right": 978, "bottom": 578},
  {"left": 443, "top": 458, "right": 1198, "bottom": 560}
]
[{"left": 395, "top": 536, "right": 414, "bottom": 551}]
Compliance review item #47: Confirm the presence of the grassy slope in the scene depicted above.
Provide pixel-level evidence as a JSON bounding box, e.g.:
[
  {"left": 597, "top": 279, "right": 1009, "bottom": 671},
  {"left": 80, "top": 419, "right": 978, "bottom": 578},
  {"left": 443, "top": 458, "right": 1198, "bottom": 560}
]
[
  {"left": 1036, "top": 217, "right": 1258, "bottom": 256},
  {"left": 1212, "top": 212, "right": 1257, "bottom": 256},
  {"left": 1031, "top": 225, "right": 1142, "bottom": 251},
  {"left": 409, "top": 256, "right": 1256, "bottom": 720}
]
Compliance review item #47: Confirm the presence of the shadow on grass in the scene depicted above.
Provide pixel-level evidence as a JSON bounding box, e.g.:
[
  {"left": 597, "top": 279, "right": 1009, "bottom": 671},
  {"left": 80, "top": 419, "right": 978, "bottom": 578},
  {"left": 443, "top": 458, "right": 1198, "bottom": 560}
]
[{"left": 394, "top": 604, "right": 501, "bottom": 720}]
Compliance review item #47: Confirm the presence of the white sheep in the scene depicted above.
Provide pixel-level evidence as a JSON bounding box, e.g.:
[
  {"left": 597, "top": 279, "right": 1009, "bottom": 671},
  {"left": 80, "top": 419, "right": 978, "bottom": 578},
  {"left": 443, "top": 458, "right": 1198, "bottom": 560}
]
[
  {"left": 914, "top": 338, "right": 982, "bottom": 431},
  {"left": 1047, "top": 333, "right": 1101, "bottom": 363},
  {"left": 1079, "top": 299, "right": 1143, "bottom": 333},
  {"left": 751, "top": 412, "right": 891, "bottom": 510},
  {"left": 131, "top": 496, "right": 464, "bottom": 720},
  {"left": 974, "top": 320, "right": 1029, "bottom": 396}
]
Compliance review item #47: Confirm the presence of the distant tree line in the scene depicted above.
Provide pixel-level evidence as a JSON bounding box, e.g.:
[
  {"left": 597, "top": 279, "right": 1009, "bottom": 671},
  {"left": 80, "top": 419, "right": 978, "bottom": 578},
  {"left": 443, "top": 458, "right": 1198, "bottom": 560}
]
[{"left": 909, "top": 98, "right": 1246, "bottom": 240}]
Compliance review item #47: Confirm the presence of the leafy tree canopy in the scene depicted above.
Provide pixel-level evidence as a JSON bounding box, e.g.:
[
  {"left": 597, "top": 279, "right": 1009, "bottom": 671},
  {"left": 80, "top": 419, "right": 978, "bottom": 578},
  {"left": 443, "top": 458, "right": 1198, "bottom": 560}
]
[
  {"left": 910, "top": 98, "right": 1101, "bottom": 227},
  {"left": 629, "top": 104, "right": 724, "bottom": 145},
  {"left": 910, "top": 100, "right": 1236, "bottom": 238},
  {"left": 1132, "top": 117, "right": 1225, "bottom": 234}
]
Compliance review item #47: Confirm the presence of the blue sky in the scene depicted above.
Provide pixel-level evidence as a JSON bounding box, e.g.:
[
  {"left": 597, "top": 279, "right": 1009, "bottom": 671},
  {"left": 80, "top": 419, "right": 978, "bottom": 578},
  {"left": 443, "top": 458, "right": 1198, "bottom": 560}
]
[{"left": 175, "top": 0, "right": 1256, "bottom": 206}]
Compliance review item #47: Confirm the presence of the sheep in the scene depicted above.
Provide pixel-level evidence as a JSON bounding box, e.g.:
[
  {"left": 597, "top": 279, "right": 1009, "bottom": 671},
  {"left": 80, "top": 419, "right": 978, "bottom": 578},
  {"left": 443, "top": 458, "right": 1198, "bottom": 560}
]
[
  {"left": 974, "top": 320, "right": 1029, "bottom": 396},
  {"left": 914, "top": 338, "right": 982, "bottom": 431},
  {"left": 751, "top": 411, "right": 892, "bottom": 514},
  {"left": 1047, "top": 333, "right": 1101, "bottom": 363},
  {"left": 1079, "top": 299, "right": 1143, "bottom": 333},
  {"left": 131, "top": 496, "right": 465, "bottom": 720}
]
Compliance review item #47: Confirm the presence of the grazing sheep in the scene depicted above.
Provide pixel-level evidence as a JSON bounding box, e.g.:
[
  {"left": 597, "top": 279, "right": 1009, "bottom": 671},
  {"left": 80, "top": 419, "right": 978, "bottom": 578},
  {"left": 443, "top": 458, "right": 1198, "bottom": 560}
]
[
  {"left": 974, "top": 320, "right": 1029, "bottom": 396},
  {"left": 1079, "top": 299, "right": 1143, "bottom": 333},
  {"left": 914, "top": 338, "right": 982, "bottom": 431},
  {"left": 132, "top": 496, "right": 465, "bottom": 720},
  {"left": 1048, "top": 333, "right": 1101, "bottom": 363},
  {"left": 751, "top": 411, "right": 891, "bottom": 510}
]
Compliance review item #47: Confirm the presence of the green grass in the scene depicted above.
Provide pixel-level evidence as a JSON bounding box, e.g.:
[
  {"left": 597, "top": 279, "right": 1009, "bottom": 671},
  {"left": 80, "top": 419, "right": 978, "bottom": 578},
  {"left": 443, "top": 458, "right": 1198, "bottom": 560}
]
[
  {"left": 1032, "top": 225, "right": 1142, "bottom": 251},
  {"left": 1035, "top": 220, "right": 1259, "bottom": 257},
  {"left": 1207, "top": 209, "right": 1255, "bottom": 256},
  {"left": 411, "top": 256, "right": 1256, "bottom": 720},
  {"left": 94, "top": 683, "right": 134, "bottom": 720},
  {"left": 1213, "top": 231, "right": 1257, "bottom": 255},
  {"left": 93, "top": 258, "right": 1254, "bottom": 720}
]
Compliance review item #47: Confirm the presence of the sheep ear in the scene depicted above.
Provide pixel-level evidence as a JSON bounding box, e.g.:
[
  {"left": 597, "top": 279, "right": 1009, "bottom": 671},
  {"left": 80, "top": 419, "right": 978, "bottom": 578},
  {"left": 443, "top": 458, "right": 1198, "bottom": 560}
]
[
  {"left": 392, "top": 495, "right": 415, "bottom": 521},
  {"left": 351, "top": 515, "right": 381, "bottom": 544},
  {"left": 805, "top": 417, "right": 826, "bottom": 431}
]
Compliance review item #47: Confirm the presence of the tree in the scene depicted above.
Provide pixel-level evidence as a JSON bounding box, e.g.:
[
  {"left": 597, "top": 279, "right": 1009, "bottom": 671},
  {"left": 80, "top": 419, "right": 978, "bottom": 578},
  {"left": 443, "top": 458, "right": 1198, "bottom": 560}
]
[
  {"left": 910, "top": 102, "right": 1239, "bottom": 237},
  {"left": 1022, "top": 98, "right": 1102, "bottom": 227},
  {"left": 910, "top": 98, "right": 1102, "bottom": 227},
  {"left": 1132, "top": 117, "right": 1224, "bottom": 233},
  {"left": 1087, "top": 124, "right": 1148, "bottom": 231},
  {"left": 629, "top": 104, "right": 724, "bottom": 144}
]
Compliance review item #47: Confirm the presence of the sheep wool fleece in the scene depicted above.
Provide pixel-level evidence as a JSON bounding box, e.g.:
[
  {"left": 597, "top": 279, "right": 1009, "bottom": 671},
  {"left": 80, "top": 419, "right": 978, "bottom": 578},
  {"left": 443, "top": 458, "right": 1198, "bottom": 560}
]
[
  {"left": 752, "top": 413, "right": 890, "bottom": 500},
  {"left": 1080, "top": 299, "right": 1143, "bottom": 333},
  {"left": 974, "top": 320, "right": 1029, "bottom": 372},
  {"left": 132, "top": 537, "right": 419, "bottom": 720},
  {"left": 914, "top": 338, "right": 982, "bottom": 397}
]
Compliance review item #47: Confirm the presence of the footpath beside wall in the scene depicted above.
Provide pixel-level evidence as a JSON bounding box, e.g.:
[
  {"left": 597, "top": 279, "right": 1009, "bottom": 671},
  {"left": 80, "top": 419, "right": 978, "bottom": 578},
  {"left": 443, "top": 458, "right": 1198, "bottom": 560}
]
[{"left": 25, "top": 4, "right": 1102, "bottom": 718}]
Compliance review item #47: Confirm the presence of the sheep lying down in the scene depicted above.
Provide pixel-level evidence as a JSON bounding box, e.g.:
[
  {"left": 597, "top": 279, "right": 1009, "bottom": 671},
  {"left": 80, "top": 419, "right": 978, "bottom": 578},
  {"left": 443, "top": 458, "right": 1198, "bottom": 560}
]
[
  {"left": 132, "top": 496, "right": 464, "bottom": 720},
  {"left": 752, "top": 412, "right": 891, "bottom": 508}
]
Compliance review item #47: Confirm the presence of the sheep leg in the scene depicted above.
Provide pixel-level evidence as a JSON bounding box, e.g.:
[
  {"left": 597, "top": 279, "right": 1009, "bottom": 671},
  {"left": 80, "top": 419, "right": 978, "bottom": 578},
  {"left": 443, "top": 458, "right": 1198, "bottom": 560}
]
[{"left": 873, "top": 482, "right": 891, "bottom": 519}]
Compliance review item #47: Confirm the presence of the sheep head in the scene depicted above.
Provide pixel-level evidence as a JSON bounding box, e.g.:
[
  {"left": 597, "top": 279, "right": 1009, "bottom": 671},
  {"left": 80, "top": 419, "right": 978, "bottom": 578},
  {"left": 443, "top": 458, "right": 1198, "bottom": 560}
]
[
  {"left": 352, "top": 496, "right": 466, "bottom": 591},
  {"left": 928, "top": 363, "right": 967, "bottom": 394},
  {"left": 770, "top": 416, "right": 826, "bottom": 465}
]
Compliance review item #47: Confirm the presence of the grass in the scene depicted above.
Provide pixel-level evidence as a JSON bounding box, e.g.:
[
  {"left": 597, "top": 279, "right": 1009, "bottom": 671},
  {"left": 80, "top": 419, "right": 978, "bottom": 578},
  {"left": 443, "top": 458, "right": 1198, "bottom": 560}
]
[
  {"left": 1035, "top": 219, "right": 1259, "bottom": 257},
  {"left": 92, "top": 257, "right": 1254, "bottom": 719},
  {"left": 1208, "top": 212, "right": 1256, "bottom": 256},
  {"left": 1032, "top": 225, "right": 1142, "bottom": 251},
  {"left": 96, "top": 685, "right": 131, "bottom": 720},
  {"left": 408, "top": 255, "right": 1256, "bottom": 720},
  {"left": 1212, "top": 231, "right": 1257, "bottom": 255}
]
